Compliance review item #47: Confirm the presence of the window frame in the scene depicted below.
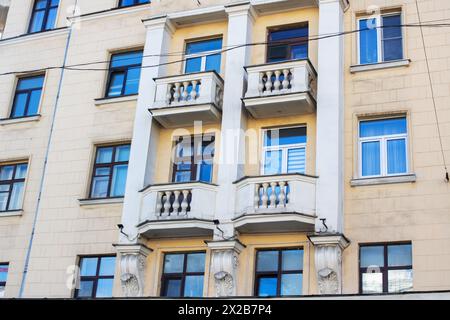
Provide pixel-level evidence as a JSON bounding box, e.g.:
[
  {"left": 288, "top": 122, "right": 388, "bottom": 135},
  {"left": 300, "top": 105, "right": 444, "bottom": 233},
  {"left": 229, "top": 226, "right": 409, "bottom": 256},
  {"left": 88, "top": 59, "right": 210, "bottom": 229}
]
[
  {"left": 266, "top": 23, "right": 309, "bottom": 63},
  {"left": 28, "top": 0, "right": 60, "bottom": 34},
  {"left": 183, "top": 37, "right": 223, "bottom": 74},
  {"left": 254, "top": 248, "right": 304, "bottom": 297},
  {"left": 0, "top": 162, "right": 28, "bottom": 213},
  {"left": 75, "top": 255, "right": 116, "bottom": 299},
  {"left": 359, "top": 242, "right": 413, "bottom": 294},
  {"left": 0, "top": 263, "right": 9, "bottom": 298},
  {"left": 357, "top": 11, "right": 404, "bottom": 65},
  {"left": 261, "top": 126, "right": 307, "bottom": 175},
  {"left": 171, "top": 134, "right": 215, "bottom": 183},
  {"left": 358, "top": 116, "right": 409, "bottom": 178},
  {"left": 89, "top": 143, "right": 131, "bottom": 199},
  {"left": 118, "top": 0, "right": 150, "bottom": 8},
  {"left": 160, "top": 251, "right": 206, "bottom": 298},
  {"left": 105, "top": 50, "right": 143, "bottom": 98},
  {"left": 10, "top": 75, "right": 45, "bottom": 119}
]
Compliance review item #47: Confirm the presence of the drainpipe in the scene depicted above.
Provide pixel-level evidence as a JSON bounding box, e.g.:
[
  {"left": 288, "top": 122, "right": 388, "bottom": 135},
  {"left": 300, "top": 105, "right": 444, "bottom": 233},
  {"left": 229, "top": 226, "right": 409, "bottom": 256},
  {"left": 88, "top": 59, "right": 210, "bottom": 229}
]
[{"left": 19, "top": 0, "right": 79, "bottom": 298}]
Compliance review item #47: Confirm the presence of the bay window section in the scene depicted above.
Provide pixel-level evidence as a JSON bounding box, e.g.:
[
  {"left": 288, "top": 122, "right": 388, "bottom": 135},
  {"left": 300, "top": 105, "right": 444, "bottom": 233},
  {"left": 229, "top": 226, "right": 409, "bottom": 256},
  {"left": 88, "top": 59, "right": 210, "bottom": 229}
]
[
  {"left": 358, "top": 13, "right": 403, "bottom": 65},
  {"left": 263, "top": 127, "right": 307, "bottom": 175},
  {"left": 161, "top": 252, "right": 206, "bottom": 297},
  {"left": 359, "top": 117, "right": 408, "bottom": 178},
  {"left": 0, "top": 163, "right": 28, "bottom": 212},
  {"left": 90, "top": 144, "right": 130, "bottom": 199},
  {"left": 184, "top": 38, "right": 223, "bottom": 74},
  {"left": 360, "top": 243, "right": 413, "bottom": 294},
  {"left": 172, "top": 135, "right": 215, "bottom": 183}
]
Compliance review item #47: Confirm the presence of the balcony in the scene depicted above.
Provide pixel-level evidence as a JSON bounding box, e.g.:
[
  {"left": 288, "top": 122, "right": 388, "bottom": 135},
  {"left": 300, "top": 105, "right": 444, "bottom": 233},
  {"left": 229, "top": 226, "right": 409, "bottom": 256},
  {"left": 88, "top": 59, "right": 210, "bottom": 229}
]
[
  {"left": 233, "top": 174, "right": 317, "bottom": 233},
  {"left": 137, "top": 182, "right": 217, "bottom": 238},
  {"left": 243, "top": 59, "right": 317, "bottom": 119},
  {"left": 150, "top": 71, "right": 224, "bottom": 128}
]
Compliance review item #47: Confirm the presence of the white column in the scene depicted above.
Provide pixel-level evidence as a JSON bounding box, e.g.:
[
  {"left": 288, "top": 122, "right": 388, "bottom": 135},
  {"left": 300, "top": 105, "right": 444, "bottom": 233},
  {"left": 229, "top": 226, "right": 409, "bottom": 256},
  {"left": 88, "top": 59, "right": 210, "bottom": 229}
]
[
  {"left": 119, "top": 17, "right": 174, "bottom": 243},
  {"left": 214, "top": 3, "right": 256, "bottom": 237},
  {"left": 315, "top": 0, "right": 347, "bottom": 233}
]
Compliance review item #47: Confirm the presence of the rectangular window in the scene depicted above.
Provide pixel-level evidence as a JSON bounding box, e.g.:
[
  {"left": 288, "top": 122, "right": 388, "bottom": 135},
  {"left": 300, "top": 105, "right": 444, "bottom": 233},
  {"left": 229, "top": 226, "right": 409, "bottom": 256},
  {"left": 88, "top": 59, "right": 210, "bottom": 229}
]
[
  {"left": 184, "top": 38, "right": 223, "bottom": 74},
  {"left": 358, "top": 13, "right": 403, "bottom": 64},
  {"left": 360, "top": 243, "right": 413, "bottom": 294},
  {"left": 118, "top": 0, "right": 149, "bottom": 8},
  {"left": 255, "top": 248, "right": 304, "bottom": 297},
  {"left": 106, "top": 51, "right": 143, "bottom": 98},
  {"left": 172, "top": 135, "right": 215, "bottom": 183},
  {"left": 161, "top": 252, "right": 206, "bottom": 298},
  {"left": 263, "top": 127, "right": 307, "bottom": 175},
  {"left": 0, "top": 163, "right": 28, "bottom": 212},
  {"left": 0, "top": 263, "right": 9, "bottom": 298},
  {"left": 10, "top": 75, "right": 44, "bottom": 119},
  {"left": 75, "top": 256, "right": 116, "bottom": 298},
  {"left": 90, "top": 144, "right": 130, "bottom": 199},
  {"left": 359, "top": 117, "right": 408, "bottom": 178},
  {"left": 267, "top": 24, "right": 308, "bottom": 63},
  {"left": 28, "top": 0, "right": 59, "bottom": 33}
]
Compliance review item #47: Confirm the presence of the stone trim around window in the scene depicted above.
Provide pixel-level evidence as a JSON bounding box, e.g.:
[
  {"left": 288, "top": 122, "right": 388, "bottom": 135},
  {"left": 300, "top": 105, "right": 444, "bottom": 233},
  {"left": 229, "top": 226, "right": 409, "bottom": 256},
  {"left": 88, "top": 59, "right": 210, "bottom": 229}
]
[
  {"left": 0, "top": 115, "right": 41, "bottom": 126},
  {"left": 78, "top": 197, "right": 124, "bottom": 206},
  {"left": 350, "top": 174, "right": 416, "bottom": 187},
  {"left": 350, "top": 59, "right": 411, "bottom": 74}
]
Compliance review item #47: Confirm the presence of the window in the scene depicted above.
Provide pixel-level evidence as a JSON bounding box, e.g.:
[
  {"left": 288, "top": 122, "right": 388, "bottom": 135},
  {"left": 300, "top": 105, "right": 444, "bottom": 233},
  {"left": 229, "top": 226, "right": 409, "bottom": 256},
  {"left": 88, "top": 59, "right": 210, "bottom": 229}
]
[
  {"left": 185, "top": 38, "right": 223, "bottom": 74},
  {"left": 263, "top": 127, "right": 307, "bottom": 175},
  {"left": 90, "top": 144, "right": 130, "bottom": 199},
  {"left": 358, "top": 13, "right": 403, "bottom": 64},
  {"left": 0, "top": 163, "right": 28, "bottom": 212},
  {"left": 106, "top": 51, "right": 143, "bottom": 97},
  {"left": 118, "top": 0, "right": 149, "bottom": 7},
  {"left": 172, "top": 135, "right": 215, "bottom": 183},
  {"left": 10, "top": 75, "right": 44, "bottom": 119},
  {"left": 359, "top": 117, "right": 408, "bottom": 178},
  {"left": 28, "top": 0, "right": 59, "bottom": 33},
  {"left": 267, "top": 24, "right": 308, "bottom": 63},
  {"left": 0, "top": 264, "right": 8, "bottom": 298},
  {"left": 161, "top": 252, "right": 206, "bottom": 297},
  {"left": 360, "top": 243, "right": 413, "bottom": 294},
  {"left": 255, "top": 249, "right": 303, "bottom": 297},
  {"left": 75, "top": 256, "right": 116, "bottom": 298}
]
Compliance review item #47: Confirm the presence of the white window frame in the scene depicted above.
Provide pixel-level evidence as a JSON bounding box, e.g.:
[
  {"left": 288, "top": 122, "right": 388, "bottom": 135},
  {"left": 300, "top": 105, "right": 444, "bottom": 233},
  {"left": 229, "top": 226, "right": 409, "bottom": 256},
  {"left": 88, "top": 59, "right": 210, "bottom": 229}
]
[
  {"left": 261, "top": 126, "right": 307, "bottom": 175},
  {"left": 358, "top": 118, "right": 409, "bottom": 178},
  {"left": 357, "top": 11, "right": 403, "bottom": 65},
  {"left": 183, "top": 38, "right": 223, "bottom": 73}
]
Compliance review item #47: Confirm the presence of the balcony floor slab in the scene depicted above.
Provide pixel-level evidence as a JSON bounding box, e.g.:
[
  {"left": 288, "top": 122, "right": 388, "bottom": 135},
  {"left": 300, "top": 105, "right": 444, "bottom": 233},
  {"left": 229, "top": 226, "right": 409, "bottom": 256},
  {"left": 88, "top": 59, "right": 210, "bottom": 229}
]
[{"left": 233, "top": 212, "right": 316, "bottom": 234}]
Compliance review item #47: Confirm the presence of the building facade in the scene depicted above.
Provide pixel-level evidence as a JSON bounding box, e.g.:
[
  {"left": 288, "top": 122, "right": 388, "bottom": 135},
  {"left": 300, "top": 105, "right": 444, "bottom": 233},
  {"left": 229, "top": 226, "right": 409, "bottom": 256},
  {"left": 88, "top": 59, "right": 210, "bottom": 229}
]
[{"left": 0, "top": 0, "right": 450, "bottom": 299}]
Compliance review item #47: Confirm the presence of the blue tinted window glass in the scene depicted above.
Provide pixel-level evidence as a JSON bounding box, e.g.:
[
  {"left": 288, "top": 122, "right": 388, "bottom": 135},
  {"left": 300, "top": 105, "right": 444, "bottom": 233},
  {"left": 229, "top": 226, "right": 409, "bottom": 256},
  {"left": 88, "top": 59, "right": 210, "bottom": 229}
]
[
  {"left": 27, "top": 90, "right": 42, "bottom": 115},
  {"left": 11, "top": 93, "right": 28, "bottom": 118},
  {"left": 99, "top": 257, "right": 116, "bottom": 276},
  {"left": 362, "top": 141, "right": 381, "bottom": 176},
  {"left": 383, "top": 38, "right": 403, "bottom": 61},
  {"left": 186, "top": 38, "right": 222, "bottom": 55},
  {"left": 269, "top": 26, "right": 308, "bottom": 41},
  {"left": 119, "top": 0, "right": 149, "bottom": 7},
  {"left": 18, "top": 76, "right": 44, "bottom": 90},
  {"left": 265, "top": 127, "right": 307, "bottom": 146},
  {"left": 281, "top": 274, "right": 302, "bottom": 296},
  {"left": 36, "top": 0, "right": 48, "bottom": 9},
  {"left": 382, "top": 15, "right": 402, "bottom": 38},
  {"left": 0, "top": 265, "right": 8, "bottom": 282},
  {"left": 185, "top": 57, "right": 202, "bottom": 73},
  {"left": 382, "top": 14, "right": 403, "bottom": 62},
  {"left": 111, "top": 51, "right": 143, "bottom": 68},
  {"left": 107, "top": 72, "right": 125, "bottom": 97},
  {"left": 291, "top": 44, "right": 308, "bottom": 59},
  {"left": 111, "top": 165, "right": 128, "bottom": 197},
  {"left": 257, "top": 251, "right": 279, "bottom": 272},
  {"left": 124, "top": 67, "right": 141, "bottom": 95},
  {"left": 264, "top": 150, "right": 282, "bottom": 175},
  {"left": 164, "top": 254, "right": 184, "bottom": 273},
  {"left": 387, "top": 139, "right": 407, "bottom": 174},
  {"left": 186, "top": 253, "right": 206, "bottom": 273},
  {"left": 184, "top": 276, "right": 204, "bottom": 297},
  {"left": 360, "top": 246, "right": 384, "bottom": 268},
  {"left": 96, "top": 279, "right": 114, "bottom": 298},
  {"left": 78, "top": 280, "right": 94, "bottom": 297},
  {"left": 282, "top": 250, "right": 303, "bottom": 271},
  {"left": 29, "top": 10, "right": 45, "bottom": 33},
  {"left": 359, "top": 19, "right": 378, "bottom": 64},
  {"left": 258, "top": 277, "right": 278, "bottom": 297},
  {"left": 287, "top": 148, "right": 306, "bottom": 174},
  {"left": 80, "top": 258, "right": 98, "bottom": 276},
  {"left": 198, "top": 162, "right": 213, "bottom": 183},
  {"left": 205, "top": 54, "right": 222, "bottom": 73},
  {"left": 165, "top": 279, "right": 182, "bottom": 297},
  {"left": 388, "top": 244, "right": 412, "bottom": 267},
  {"left": 45, "top": 7, "right": 58, "bottom": 30},
  {"left": 96, "top": 147, "right": 113, "bottom": 164},
  {"left": 360, "top": 118, "right": 407, "bottom": 138}
]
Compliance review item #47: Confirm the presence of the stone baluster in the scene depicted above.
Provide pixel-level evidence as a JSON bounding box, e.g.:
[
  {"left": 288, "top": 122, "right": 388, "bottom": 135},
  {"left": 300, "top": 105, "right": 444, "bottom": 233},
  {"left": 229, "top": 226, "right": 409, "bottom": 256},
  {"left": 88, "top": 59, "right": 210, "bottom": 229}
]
[
  {"left": 282, "top": 69, "right": 290, "bottom": 90},
  {"left": 166, "top": 83, "right": 174, "bottom": 105},
  {"left": 163, "top": 191, "right": 173, "bottom": 216},
  {"left": 273, "top": 70, "right": 281, "bottom": 92},
  {"left": 265, "top": 71, "right": 273, "bottom": 93},
  {"left": 182, "top": 81, "right": 190, "bottom": 101},
  {"left": 180, "top": 190, "right": 190, "bottom": 215},
  {"left": 254, "top": 183, "right": 261, "bottom": 209},
  {"left": 258, "top": 73, "right": 265, "bottom": 95},
  {"left": 173, "top": 82, "right": 181, "bottom": 103},
  {"left": 156, "top": 192, "right": 164, "bottom": 216},
  {"left": 278, "top": 181, "right": 286, "bottom": 207},
  {"left": 172, "top": 190, "right": 181, "bottom": 215},
  {"left": 261, "top": 183, "right": 269, "bottom": 208},
  {"left": 191, "top": 80, "right": 198, "bottom": 101},
  {"left": 269, "top": 182, "right": 278, "bottom": 208}
]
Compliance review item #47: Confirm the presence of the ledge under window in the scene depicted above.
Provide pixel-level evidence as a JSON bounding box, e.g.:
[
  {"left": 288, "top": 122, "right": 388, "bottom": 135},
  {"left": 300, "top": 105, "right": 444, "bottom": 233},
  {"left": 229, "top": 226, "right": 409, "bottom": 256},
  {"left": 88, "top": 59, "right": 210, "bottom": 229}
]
[
  {"left": 351, "top": 174, "right": 416, "bottom": 187},
  {"left": 0, "top": 115, "right": 41, "bottom": 126},
  {"left": 94, "top": 94, "right": 138, "bottom": 106},
  {"left": 350, "top": 59, "right": 411, "bottom": 73},
  {"left": 0, "top": 210, "right": 23, "bottom": 217},
  {"left": 78, "top": 197, "right": 124, "bottom": 206}
]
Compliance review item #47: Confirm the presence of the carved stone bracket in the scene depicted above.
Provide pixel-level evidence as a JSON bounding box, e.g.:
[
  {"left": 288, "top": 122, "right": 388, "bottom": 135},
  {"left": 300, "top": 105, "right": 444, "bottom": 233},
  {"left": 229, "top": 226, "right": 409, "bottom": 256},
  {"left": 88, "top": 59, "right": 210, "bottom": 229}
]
[
  {"left": 308, "top": 234, "right": 350, "bottom": 295},
  {"left": 206, "top": 240, "right": 245, "bottom": 297},
  {"left": 113, "top": 243, "right": 153, "bottom": 297}
]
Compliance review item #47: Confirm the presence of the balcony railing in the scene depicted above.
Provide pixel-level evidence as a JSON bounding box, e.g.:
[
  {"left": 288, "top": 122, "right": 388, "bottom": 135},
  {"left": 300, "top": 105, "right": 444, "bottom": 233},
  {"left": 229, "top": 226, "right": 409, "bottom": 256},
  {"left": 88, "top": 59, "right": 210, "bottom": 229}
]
[
  {"left": 138, "top": 182, "right": 217, "bottom": 238},
  {"left": 243, "top": 59, "right": 317, "bottom": 118},
  {"left": 150, "top": 71, "right": 224, "bottom": 128}
]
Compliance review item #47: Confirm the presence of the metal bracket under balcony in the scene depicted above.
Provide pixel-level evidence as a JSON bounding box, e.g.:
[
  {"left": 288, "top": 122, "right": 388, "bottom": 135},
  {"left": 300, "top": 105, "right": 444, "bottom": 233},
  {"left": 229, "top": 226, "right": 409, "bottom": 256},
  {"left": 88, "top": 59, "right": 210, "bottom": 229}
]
[
  {"left": 233, "top": 173, "right": 317, "bottom": 233},
  {"left": 137, "top": 181, "right": 217, "bottom": 238},
  {"left": 243, "top": 59, "right": 317, "bottom": 119},
  {"left": 150, "top": 71, "right": 224, "bottom": 128}
]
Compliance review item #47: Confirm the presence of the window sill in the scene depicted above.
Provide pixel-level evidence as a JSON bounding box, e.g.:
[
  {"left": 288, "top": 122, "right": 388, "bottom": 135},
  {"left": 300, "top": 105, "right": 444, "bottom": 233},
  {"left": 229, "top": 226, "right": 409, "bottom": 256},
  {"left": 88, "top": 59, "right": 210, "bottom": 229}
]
[
  {"left": 350, "top": 59, "right": 411, "bottom": 73},
  {"left": 78, "top": 197, "right": 124, "bottom": 206},
  {"left": 94, "top": 94, "right": 138, "bottom": 106},
  {"left": 0, "top": 210, "right": 23, "bottom": 217},
  {"left": 351, "top": 174, "right": 416, "bottom": 187},
  {"left": 0, "top": 115, "right": 41, "bottom": 126}
]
